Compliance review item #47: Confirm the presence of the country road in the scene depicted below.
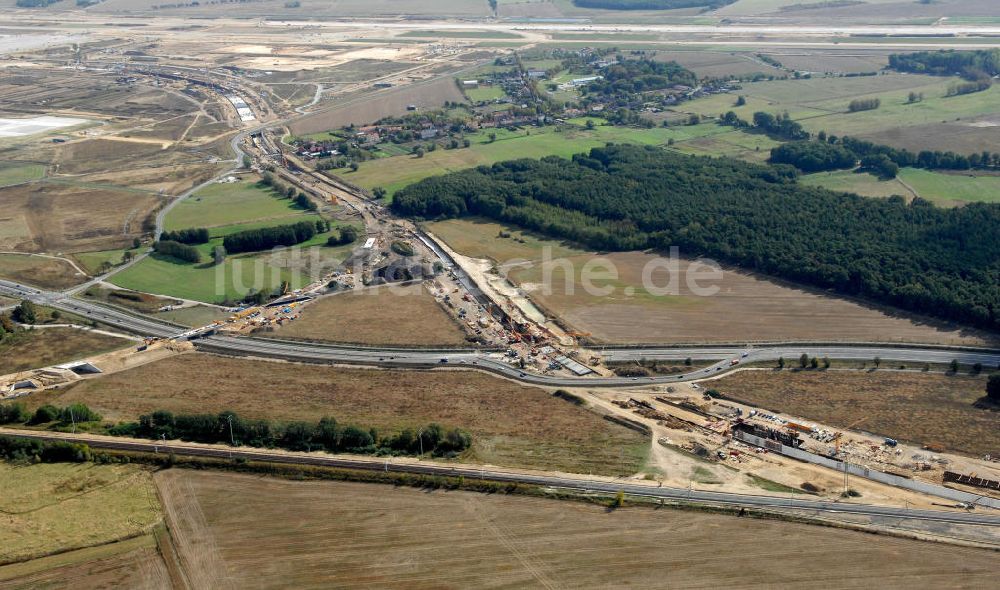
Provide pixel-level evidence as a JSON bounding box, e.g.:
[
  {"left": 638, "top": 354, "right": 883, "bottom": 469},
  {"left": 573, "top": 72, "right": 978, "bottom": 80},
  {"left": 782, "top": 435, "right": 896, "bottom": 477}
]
[{"left": 4, "top": 429, "right": 999, "bottom": 528}]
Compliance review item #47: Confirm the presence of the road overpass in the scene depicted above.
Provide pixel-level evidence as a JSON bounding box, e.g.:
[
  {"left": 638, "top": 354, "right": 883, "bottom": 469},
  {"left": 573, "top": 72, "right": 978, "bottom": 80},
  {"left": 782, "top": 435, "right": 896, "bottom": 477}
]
[{"left": 3, "top": 278, "right": 999, "bottom": 388}]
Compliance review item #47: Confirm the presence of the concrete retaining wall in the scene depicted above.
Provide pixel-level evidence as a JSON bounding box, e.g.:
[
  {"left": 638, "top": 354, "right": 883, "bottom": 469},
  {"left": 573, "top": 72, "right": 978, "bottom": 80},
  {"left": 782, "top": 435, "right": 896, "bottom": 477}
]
[{"left": 734, "top": 430, "right": 1000, "bottom": 509}]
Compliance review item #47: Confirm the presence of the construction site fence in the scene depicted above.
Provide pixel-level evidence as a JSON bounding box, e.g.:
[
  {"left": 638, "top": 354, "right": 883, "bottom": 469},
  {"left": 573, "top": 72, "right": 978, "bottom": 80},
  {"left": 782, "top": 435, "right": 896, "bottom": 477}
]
[{"left": 733, "top": 430, "right": 1000, "bottom": 509}]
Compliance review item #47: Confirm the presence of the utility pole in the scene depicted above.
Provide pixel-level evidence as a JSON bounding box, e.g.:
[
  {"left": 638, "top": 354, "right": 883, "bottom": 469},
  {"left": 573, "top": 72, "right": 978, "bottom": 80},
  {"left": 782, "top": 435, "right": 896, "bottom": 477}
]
[
  {"left": 418, "top": 429, "right": 424, "bottom": 456},
  {"left": 843, "top": 461, "right": 850, "bottom": 496}
]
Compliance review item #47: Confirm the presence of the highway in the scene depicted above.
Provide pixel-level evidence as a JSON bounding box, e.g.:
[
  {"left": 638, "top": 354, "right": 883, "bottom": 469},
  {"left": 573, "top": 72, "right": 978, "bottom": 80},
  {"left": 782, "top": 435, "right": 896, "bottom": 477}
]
[
  {"left": 5, "top": 429, "right": 999, "bottom": 527},
  {"left": 3, "top": 277, "right": 999, "bottom": 388}
]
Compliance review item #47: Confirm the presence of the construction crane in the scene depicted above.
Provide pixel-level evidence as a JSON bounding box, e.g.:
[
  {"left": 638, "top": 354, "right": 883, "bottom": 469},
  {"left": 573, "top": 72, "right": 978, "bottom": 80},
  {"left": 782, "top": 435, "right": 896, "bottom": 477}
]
[{"left": 833, "top": 416, "right": 868, "bottom": 454}]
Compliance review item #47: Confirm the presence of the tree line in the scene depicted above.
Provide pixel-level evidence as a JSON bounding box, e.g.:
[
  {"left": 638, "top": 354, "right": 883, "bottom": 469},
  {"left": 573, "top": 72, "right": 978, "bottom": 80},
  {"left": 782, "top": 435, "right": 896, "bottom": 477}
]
[
  {"left": 222, "top": 220, "right": 318, "bottom": 254},
  {"left": 153, "top": 239, "right": 201, "bottom": 263},
  {"left": 726, "top": 110, "right": 1000, "bottom": 173},
  {"left": 0, "top": 436, "right": 92, "bottom": 464},
  {"left": 160, "top": 228, "right": 209, "bottom": 245},
  {"left": 0, "top": 401, "right": 101, "bottom": 426},
  {"left": 848, "top": 98, "right": 880, "bottom": 112},
  {"left": 721, "top": 111, "right": 809, "bottom": 141},
  {"left": 108, "top": 410, "right": 471, "bottom": 457},
  {"left": 392, "top": 144, "right": 1000, "bottom": 332}
]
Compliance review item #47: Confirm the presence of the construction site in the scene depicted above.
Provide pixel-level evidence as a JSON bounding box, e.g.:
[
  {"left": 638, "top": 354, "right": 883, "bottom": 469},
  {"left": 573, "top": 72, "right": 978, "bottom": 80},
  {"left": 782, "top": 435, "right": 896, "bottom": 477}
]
[{"left": 1, "top": 9, "right": 1000, "bottom": 585}]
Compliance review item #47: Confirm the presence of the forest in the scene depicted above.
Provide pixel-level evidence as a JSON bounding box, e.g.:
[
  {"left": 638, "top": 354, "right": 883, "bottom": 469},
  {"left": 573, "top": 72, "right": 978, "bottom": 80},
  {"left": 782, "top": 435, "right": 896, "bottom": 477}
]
[
  {"left": 393, "top": 145, "right": 1000, "bottom": 332},
  {"left": 888, "top": 49, "right": 1000, "bottom": 80}
]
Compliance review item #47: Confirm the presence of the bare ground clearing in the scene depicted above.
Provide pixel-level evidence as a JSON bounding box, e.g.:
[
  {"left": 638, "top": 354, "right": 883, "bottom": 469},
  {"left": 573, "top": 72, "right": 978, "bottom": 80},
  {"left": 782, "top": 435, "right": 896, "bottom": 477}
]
[
  {"left": 0, "top": 254, "right": 85, "bottom": 289},
  {"left": 260, "top": 284, "right": 470, "bottom": 346},
  {"left": 0, "top": 183, "right": 160, "bottom": 254},
  {"left": 155, "top": 470, "right": 1000, "bottom": 589},
  {"left": 290, "top": 76, "right": 467, "bottom": 135},
  {"left": 711, "top": 370, "right": 999, "bottom": 458},
  {"left": 26, "top": 354, "right": 648, "bottom": 476},
  {"left": 0, "top": 328, "right": 132, "bottom": 376}
]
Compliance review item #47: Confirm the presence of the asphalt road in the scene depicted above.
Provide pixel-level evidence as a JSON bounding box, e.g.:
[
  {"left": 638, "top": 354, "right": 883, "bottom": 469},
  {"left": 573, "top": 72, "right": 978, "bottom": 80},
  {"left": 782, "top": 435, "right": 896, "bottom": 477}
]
[
  {"left": 3, "top": 278, "right": 999, "bottom": 388},
  {"left": 5, "top": 429, "right": 999, "bottom": 527}
]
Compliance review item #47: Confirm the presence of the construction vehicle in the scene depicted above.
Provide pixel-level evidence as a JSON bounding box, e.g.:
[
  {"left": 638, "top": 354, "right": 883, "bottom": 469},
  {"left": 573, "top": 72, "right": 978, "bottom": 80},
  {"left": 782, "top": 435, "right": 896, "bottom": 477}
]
[{"left": 786, "top": 422, "right": 814, "bottom": 434}]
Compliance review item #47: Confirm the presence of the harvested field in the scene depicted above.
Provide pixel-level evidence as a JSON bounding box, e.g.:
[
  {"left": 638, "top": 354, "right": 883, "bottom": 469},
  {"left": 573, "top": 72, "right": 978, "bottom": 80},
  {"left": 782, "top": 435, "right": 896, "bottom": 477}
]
[
  {"left": 349, "top": 123, "right": 724, "bottom": 196},
  {"left": 803, "top": 168, "right": 1000, "bottom": 205},
  {"left": 0, "top": 462, "right": 161, "bottom": 564},
  {"left": 155, "top": 470, "right": 1000, "bottom": 589},
  {"left": 651, "top": 50, "right": 780, "bottom": 78},
  {"left": 261, "top": 284, "right": 469, "bottom": 346},
  {"left": 0, "top": 535, "right": 169, "bottom": 590},
  {"left": 683, "top": 74, "right": 1000, "bottom": 153},
  {"left": 0, "top": 328, "right": 132, "bottom": 375},
  {"left": 29, "top": 353, "right": 648, "bottom": 475},
  {"left": 0, "top": 183, "right": 159, "bottom": 254},
  {"left": 0, "top": 254, "right": 85, "bottom": 289},
  {"left": 768, "top": 50, "right": 891, "bottom": 74},
  {"left": 430, "top": 219, "right": 996, "bottom": 347},
  {"left": 290, "top": 76, "right": 467, "bottom": 135},
  {"left": 711, "top": 370, "right": 1000, "bottom": 458}
]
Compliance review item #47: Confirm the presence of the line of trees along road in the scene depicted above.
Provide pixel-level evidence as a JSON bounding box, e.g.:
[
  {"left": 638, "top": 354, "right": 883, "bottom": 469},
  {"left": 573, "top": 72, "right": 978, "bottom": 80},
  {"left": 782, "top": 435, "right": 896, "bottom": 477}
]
[
  {"left": 392, "top": 144, "right": 1000, "bottom": 332},
  {"left": 106, "top": 410, "right": 472, "bottom": 457}
]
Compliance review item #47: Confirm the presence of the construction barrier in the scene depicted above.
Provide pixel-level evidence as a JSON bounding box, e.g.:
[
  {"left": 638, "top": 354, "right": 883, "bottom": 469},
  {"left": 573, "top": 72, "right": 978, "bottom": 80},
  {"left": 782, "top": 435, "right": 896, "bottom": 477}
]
[{"left": 733, "top": 430, "right": 1000, "bottom": 509}]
